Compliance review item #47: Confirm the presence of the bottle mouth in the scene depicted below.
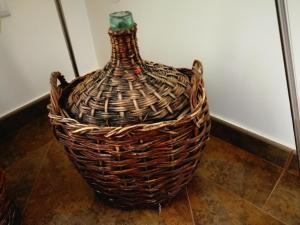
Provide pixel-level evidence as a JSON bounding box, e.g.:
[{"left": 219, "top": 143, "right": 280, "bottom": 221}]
[{"left": 109, "top": 11, "right": 135, "bottom": 30}]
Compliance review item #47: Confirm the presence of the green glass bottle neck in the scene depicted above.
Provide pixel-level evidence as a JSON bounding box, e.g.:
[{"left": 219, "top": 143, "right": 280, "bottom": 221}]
[
  {"left": 109, "top": 11, "right": 135, "bottom": 30},
  {"left": 108, "top": 11, "right": 142, "bottom": 75}
]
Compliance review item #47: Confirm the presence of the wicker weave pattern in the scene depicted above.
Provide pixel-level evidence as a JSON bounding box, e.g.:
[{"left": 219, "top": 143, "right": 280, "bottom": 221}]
[
  {"left": 49, "top": 61, "right": 210, "bottom": 207},
  {"left": 66, "top": 26, "right": 192, "bottom": 126},
  {"left": 0, "top": 171, "right": 17, "bottom": 225}
]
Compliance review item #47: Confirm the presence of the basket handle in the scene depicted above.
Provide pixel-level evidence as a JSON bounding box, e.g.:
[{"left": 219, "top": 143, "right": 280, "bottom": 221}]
[
  {"left": 190, "top": 59, "right": 203, "bottom": 107},
  {"left": 192, "top": 59, "right": 203, "bottom": 75},
  {"left": 49, "top": 72, "right": 68, "bottom": 115},
  {"left": 189, "top": 59, "right": 206, "bottom": 127}
]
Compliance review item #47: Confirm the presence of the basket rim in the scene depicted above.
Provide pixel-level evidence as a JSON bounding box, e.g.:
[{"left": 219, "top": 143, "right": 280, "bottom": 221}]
[{"left": 48, "top": 61, "right": 208, "bottom": 136}]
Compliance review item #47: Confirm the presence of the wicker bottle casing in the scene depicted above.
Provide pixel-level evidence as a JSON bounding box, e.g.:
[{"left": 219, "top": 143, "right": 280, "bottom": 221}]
[
  {"left": 48, "top": 11, "right": 210, "bottom": 208},
  {"left": 66, "top": 25, "right": 192, "bottom": 126}
]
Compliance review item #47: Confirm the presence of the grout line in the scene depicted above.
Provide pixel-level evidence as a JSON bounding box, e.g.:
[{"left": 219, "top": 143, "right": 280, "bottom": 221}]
[
  {"left": 263, "top": 150, "right": 294, "bottom": 208},
  {"left": 185, "top": 186, "right": 196, "bottom": 225}
]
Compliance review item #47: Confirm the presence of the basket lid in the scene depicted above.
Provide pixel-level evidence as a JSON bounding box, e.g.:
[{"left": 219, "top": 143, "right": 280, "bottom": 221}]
[{"left": 64, "top": 12, "right": 192, "bottom": 126}]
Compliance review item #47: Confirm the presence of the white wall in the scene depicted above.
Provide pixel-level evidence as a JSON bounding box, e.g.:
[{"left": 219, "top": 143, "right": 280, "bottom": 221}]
[
  {"left": 0, "top": 0, "right": 298, "bottom": 150},
  {"left": 0, "top": 0, "right": 98, "bottom": 117},
  {"left": 61, "top": 0, "right": 98, "bottom": 74},
  {"left": 84, "top": 0, "right": 296, "bottom": 149}
]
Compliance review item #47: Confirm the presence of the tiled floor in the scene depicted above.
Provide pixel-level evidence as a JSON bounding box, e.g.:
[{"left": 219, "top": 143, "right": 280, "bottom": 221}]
[{"left": 0, "top": 114, "right": 299, "bottom": 225}]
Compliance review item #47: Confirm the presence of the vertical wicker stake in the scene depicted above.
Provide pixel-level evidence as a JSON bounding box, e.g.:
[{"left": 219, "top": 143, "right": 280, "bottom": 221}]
[{"left": 275, "top": 0, "right": 300, "bottom": 173}]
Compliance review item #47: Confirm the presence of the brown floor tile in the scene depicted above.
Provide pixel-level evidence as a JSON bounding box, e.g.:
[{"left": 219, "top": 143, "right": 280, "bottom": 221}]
[
  {"left": 0, "top": 114, "right": 52, "bottom": 169},
  {"left": 187, "top": 175, "right": 284, "bottom": 225},
  {"left": 24, "top": 140, "right": 194, "bottom": 225},
  {"left": 197, "top": 137, "right": 282, "bottom": 207},
  {"left": 91, "top": 190, "right": 193, "bottom": 225},
  {"left": 288, "top": 153, "right": 299, "bottom": 176},
  {"left": 0, "top": 114, "right": 52, "bottom": 210},
  {"left": 23, "top": 140, "right": 94, "bottom": 225},
  {"left": 264, "top": 171, "right": 300, "bottom": 225},
  {"left": 4, "top": 142, "right": 50, "bottom": 210},
  {"left": 3, "top": 115, "right": 298, "bottom": 225}
]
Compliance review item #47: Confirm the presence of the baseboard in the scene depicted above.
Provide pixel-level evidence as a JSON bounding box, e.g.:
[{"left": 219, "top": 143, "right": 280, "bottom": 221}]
[
  {"left": 211, "top": 115, "right": 298, "bottom": 171},
  {"left": 0, "top": 94, "right": 50, "bottom": 140},
  {"left": 0, "top": 94, "right": 298, "bottom": 171}
]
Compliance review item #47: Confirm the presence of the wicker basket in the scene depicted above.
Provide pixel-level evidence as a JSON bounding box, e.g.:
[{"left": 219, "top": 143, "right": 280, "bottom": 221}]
[
  {"left": 48, "top": 61, "right": 210, "bottom": 208},
  {"left": 0, "top": 170, "right": 18, "bottom": 225},
  {"left": 48, "top": 11, "right": 210, "bottom": 208}
]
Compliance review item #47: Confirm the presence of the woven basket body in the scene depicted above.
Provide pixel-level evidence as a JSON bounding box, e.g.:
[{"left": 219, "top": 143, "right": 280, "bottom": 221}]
[
  {"left": 0, "top": 170, "right": 18, "bottom": 225},
  {"left": 48, "top": 12, "right": 210, "bottom": 208},
  {"left": 49, "top": 63, "right": 210, "bottom": 207}
]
